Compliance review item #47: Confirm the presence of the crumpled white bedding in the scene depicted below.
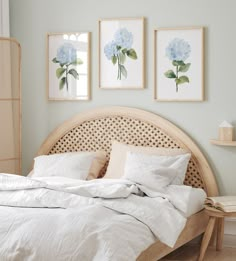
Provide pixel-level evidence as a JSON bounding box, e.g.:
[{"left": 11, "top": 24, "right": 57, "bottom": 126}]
[{"left": 0, "top": 174, "right": 206, "bottom": 261}]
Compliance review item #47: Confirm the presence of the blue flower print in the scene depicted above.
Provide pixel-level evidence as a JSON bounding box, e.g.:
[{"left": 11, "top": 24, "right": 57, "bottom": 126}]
[
  {"left": 166, "top": 38, "right": 191, "bottom": 62},
  {"left": 104, "top": 41, "right": 119, "bottom": 60},
  {"left": 114, "top": 28, "right": 133, "bottom": 49},
  {"left": 52, "top": 43, "right": 83, "bottom": 91},
  {"left": 164, "top": 38, "right": 191, "bottom": 92},
  {"left": 56, "top": 43, "right": 77, "bottom": 64},
  {"left": 104, "top": 27, "right": 137, "bottom": 80}
]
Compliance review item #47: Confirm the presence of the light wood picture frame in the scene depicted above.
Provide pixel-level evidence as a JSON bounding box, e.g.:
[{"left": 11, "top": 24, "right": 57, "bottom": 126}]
[
  {"left": 47, "top": 32, "right": 91, "bottom": 101},
  {"left": 154, "top": 27, "right": 204, "bottom": 101},
  {"left": 99, "top": 17, "right": 145, "bottom": 89}
]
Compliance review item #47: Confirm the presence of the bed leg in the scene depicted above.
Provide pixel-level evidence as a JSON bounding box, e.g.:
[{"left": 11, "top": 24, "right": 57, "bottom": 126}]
[
  {"left": 209, "top": 222, "right": 216, "bottom": 247},
  {"left": 216, "top": 217, "right": 224, "bottom": 251},
  {"left": 198, "top": 216, "right": 216, "bottom": 261}
]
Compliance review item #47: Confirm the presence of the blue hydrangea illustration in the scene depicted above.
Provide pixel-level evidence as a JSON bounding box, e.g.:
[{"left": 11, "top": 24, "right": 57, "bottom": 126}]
[
  {"left": 164, "top": 38, "right": 191, "bottom": 92},
  {"left": 166, "top": 38, "right": 191, "bottom": 61},
  {"left": 56, "top": 43, "right": 77, "bottom": 64},
  {"left": 52, "top": 43, "right": 83, "bottom": 91},
  {"left": 104, "top": 40, "right": 119, "bottom": 60},
  {"left": 104, "top": 27, "right": 138, "bottom": 80},
  {"left": 114, "top": 28, "right": 133, "bottom": 49}
]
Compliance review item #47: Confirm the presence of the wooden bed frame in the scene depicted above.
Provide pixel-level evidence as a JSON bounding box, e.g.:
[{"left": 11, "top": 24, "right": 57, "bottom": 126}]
[{"left": 36, "top": 106, "right": 219, "bottom": 260}]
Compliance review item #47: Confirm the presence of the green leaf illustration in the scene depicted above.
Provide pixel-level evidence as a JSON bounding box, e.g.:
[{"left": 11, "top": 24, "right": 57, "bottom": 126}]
[
  {"left": 172, "top": 60, "right": 185, "bottom": 66},
  {"left": 52, "top": 58, "right": 59, "bottom": 63},
  {"left": 119, "top": 52, "right": 126, "bottom": 64},
  {"left": 175, "top": 76, "right": 189, "bottom": 85},
  {"left": 68, "top": 69, "right": 79, "bottom": 79},
  {"left": 59, "top": 77, "right": 66, "bottom": 90},
  {"left": 120, "top": 64, "right": 127, "bottom": 78},
  {"left": 77, "top": 58, "right": 83, "bottom": 65},
  {"left": 122, "top": 48, "right": 127, "bottom": 54},
  {"left": 127, "top": 49, "right": 137, "bottom": 59},
  {"left": 179, "top": 63, "right": 191, "bottom": 72},
  {"left": 164, "top": 70, "right": 177, "bottom": 78},
  {"left": 72, "top": 58, "right": 83, "bottom": 65},
  {"left": 56, "top": 68, "right": 66, "bottom": 79},
  {"left": 112, "top": 55, "right": 117, "bottom": 65}
]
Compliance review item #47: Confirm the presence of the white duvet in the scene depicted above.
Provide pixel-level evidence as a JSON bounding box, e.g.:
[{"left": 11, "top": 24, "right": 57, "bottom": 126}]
[{"left": 0, "top": 174, "right": 206, "bottom": 261}]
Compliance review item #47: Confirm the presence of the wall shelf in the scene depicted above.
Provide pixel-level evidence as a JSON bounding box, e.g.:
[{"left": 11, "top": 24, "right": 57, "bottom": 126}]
[{"left": 210, "top": 139, "right": 236, "bottom": 146}]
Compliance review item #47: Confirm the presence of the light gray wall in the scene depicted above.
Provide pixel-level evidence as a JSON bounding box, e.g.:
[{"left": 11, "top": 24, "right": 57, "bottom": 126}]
[
  {"left": 9, "top": 0, "right": 236, "bottom": 195},
  {"left": 0, "top": 0, "right": 10, "bottom": 36}
]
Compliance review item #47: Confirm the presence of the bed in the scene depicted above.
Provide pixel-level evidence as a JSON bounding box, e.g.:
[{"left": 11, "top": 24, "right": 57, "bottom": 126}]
[{"left": 0, "top": 106, "right": 219, "bottom": 260}]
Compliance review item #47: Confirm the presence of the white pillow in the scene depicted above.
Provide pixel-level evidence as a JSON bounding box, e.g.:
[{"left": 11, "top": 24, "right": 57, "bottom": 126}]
[
  {"left": 122, "top": 151, "right": 191, "bottom": 189},
  {"left": 104, "top": 140, "right": 189, "bottom": 180},
  {"left": 31, "top": 151, "right": 106, "bottom": 180}
]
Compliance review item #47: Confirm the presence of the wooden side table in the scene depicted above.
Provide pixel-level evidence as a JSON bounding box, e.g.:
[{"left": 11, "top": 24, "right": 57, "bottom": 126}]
[{"left": 198, "top": 205, "right": 236, "bottom": 261}]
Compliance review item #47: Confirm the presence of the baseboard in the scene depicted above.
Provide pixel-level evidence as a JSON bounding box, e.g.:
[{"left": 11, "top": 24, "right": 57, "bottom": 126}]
[
  {"left": 224, "top": 217, "right": 236, "bottom": 248},
  {"left": 223, "top": 234, "right": 236, "bottom": 248}
]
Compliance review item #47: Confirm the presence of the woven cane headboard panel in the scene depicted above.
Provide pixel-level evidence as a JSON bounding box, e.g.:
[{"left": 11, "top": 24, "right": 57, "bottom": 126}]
[{"left": 37, "top": 107, "right": 218, "bottom": 196}]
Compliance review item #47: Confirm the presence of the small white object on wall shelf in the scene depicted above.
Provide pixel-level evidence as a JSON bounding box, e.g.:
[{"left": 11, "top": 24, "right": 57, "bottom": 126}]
[
  {"left": 218, "top": 121, "right": 233, "bottom": 141},
  {"left": 210, "top": 121, "right": 235, "bottom": 146}
]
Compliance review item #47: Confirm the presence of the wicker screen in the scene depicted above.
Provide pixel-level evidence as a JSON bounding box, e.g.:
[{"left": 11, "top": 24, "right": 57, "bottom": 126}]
[{"left": 48, "top": 116, "right": 205, "bottom": 190}]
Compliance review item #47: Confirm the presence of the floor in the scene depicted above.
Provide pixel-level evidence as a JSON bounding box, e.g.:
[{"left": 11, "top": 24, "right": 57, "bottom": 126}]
[{"left": 161, "top": 245, "right": 236, "bottom": 261}]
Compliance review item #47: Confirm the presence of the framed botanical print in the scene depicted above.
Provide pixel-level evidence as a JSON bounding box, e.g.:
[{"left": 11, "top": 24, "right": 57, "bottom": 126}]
[
  {"left": 154, "top": 27, "right": 204, "bottom": 101},
  {"left": 99, "top": 17, "right": 145, "bottom": 89},
  {"left": 47, "top": 32, "right": 90, "bottom": 100}
]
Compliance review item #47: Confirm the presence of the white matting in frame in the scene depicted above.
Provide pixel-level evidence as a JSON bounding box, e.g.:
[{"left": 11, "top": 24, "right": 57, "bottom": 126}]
[
  {"left": 99, "top": 18, "right": 145, "bottom": 89},
  {"left": 154, "top": 27, "right": 204, "bottom": 101},
  {"left": 47, "top": 32, "right": 90, "bottom": 100}
]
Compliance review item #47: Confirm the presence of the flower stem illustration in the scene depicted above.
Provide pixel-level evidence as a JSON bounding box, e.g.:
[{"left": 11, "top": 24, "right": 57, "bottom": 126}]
[
  {"left": 104, "top": 28, "right": 138, "bottom": 80},
  {"left": 164, "top": 38, "right": 191, "bottom": 92},
  {"left": 52, "top": 43, "right": 83, "bottom": 91}
]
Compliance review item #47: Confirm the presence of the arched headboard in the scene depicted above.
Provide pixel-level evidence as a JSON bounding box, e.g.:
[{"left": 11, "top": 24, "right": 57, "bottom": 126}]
[{"left": 37, "top": 106, "right": 218, "bottom": 196}]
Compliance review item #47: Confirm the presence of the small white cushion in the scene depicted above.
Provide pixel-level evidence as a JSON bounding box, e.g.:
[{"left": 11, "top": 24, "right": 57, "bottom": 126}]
[
  {"left": 104, "top": 141, "right": 189, "bottom": 181},
  {"left": 122, "top": 151, "right": 191, "bottom": 189},
  {"left": 31, "top": 151, "right": 106, "bottom": 180}
]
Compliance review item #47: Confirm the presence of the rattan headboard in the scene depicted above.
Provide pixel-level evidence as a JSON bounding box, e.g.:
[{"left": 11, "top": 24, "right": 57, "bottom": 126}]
[{"left": 37, "top": 106, "right": 218, "bottom": 196}]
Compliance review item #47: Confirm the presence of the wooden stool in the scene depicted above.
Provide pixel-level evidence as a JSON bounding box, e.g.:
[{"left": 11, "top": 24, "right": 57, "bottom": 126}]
[{"left": 198, "top": 206, "right": 236, "bottom": 261}]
